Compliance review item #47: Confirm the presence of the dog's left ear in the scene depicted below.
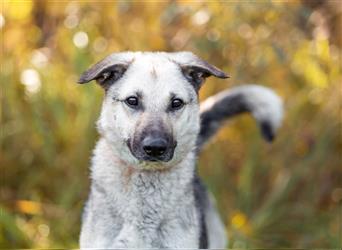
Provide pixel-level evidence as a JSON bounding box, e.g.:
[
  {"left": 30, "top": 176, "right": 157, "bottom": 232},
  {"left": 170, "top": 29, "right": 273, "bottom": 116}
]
[
  {"left": 169, "top": 52, "right": 229, "bottom": 91},
  {"left": 78, "top": 52, "right": 134, "bottom": 89}
]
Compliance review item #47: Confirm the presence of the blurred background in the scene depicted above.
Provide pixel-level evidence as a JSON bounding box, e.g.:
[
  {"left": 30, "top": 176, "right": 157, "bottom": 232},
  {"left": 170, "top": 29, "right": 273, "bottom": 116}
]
[{"left": 1, "top": 0, "right": 341, "bottom": 248}]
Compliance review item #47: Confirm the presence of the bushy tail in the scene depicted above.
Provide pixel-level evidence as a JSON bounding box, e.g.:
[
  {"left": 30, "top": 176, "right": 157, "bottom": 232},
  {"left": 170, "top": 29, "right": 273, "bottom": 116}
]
[{"left": 197, "top": 84, "right": 284, "bottom": 151}]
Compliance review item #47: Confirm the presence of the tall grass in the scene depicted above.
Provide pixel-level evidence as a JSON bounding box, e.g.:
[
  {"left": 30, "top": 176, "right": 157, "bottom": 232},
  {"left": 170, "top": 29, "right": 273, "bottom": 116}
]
[{"left": 1, "top": 1, "right": 341, "bottom": 248}]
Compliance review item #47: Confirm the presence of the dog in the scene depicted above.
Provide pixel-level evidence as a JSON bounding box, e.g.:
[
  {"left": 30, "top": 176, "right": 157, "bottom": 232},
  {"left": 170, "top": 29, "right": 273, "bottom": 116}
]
[{"left": 77, "top": 51, "right": 283, "bottom": 249}]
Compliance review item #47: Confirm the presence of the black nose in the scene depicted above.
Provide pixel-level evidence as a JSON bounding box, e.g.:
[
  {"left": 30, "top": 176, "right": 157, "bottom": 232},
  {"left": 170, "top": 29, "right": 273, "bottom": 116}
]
[{"left": 142, "top": 137, "right": 168, "bottom": 158}]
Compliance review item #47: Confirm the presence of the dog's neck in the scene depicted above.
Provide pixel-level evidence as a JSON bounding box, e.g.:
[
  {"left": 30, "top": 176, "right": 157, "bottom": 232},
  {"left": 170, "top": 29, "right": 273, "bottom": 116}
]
[
  {"left": 90, "top": 138, "right": 199, "bottom": 247},
  {"left": 91, "top": 137, "right": 196, "bottom": 213}
]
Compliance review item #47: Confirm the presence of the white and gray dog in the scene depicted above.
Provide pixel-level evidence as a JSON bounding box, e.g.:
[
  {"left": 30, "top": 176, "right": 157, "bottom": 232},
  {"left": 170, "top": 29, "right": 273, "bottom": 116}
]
[{"left": 77, "top": 51, "right": 283, "bottom": 249}]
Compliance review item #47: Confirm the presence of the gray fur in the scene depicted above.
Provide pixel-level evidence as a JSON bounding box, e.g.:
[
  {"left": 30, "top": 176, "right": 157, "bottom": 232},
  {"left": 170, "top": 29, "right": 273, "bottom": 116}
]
[{"left": 78, "top": 52, "right": 283, "bottom": 249}]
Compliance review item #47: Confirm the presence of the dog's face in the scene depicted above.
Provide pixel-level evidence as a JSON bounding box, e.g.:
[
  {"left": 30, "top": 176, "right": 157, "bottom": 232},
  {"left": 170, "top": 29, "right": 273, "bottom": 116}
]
[{"left": 79, "top": 52, "right": 227, "bottom": 170}]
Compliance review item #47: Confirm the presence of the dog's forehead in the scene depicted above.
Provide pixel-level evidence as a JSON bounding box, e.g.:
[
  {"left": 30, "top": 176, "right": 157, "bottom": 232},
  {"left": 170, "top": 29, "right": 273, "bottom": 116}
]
[
  {"left": 105, "top": 51, "right": 199, "bottom": 75},
  {"left": 114, "top": 53, "right": 194, "bottom": 100},
  {"left": 130, "top": 53, "right": 178, "bottom": 75}
]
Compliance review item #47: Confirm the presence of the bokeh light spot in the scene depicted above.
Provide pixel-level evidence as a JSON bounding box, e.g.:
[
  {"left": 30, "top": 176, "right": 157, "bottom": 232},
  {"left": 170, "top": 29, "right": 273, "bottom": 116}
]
[
  {"left": 332, "top": 188, "right": 342, "bottom": 203},
  {"left": 0, "top": 13, "right": 5, "bottom": 29},
  {"left": 64, "top": 14, "right": 79, "bottom": 29},
  {"left": 192, "top": 9, "right": 210, "bottom": 26},
  {"left": 31, "top": 48, "right": 50, "bottom": 68},
  {"left": 38, "top": 224, "right": 50, "bottom": 237},
  {"left": 231, "top": 212, "right": 247, "bottom": 229},
  {"left": 93, "top": 37, "right": 108, "bottom": 53},
  {"left": 73, "top": 31, "right": 89, "bottom": 49},
  {"left": 16, "top": 200, "right": 42, "bottom": 215},
  {"left": 238, "top": 23, "right": 253, "bottom": 39},
  {"left": 20, "top": 69, "right": 41, "bottom": 94}
]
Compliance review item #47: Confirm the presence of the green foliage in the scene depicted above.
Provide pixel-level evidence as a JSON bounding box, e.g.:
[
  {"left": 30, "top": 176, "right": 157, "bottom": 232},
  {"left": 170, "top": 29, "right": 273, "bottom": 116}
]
[{"left": 1, "top": 1, "right": 341, "bottom": 248}]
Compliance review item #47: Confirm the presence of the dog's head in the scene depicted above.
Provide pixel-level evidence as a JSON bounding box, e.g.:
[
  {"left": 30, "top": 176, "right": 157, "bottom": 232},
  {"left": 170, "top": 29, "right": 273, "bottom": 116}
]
[{"left": 79, "top": 52, "right": 228, "bottom": 170}]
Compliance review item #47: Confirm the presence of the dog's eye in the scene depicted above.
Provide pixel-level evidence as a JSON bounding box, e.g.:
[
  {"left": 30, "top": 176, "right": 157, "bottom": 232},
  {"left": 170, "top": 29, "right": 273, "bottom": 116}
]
[
  {"left": 170, "top": 98, "right": 184, "bottom": 110},
  {"left": 125, "top": 96, "right": 139, "bottom": 107}
]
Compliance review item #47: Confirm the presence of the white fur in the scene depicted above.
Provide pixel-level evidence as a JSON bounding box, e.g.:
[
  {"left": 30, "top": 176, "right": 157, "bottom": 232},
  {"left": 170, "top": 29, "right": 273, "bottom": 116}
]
[
  {"left": 97, "top": 52, "right": 200, "bottom": 170},
  {"left": 79, "top": 52, "right": 283, "bottom": 249},
  {"left": 239, "top": 85, "right": 283, "bottom": 130},
  {"left": 80, "top": 139, "right": 200, "bottom": 248},
  {"left": 80, "top": 52, "right": 226, "bottom": 249}
]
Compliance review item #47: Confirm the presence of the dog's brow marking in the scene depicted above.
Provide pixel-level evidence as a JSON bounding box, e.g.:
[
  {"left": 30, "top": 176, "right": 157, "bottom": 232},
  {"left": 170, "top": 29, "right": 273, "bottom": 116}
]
[
  {"left": 151, "top": 66, "right": 157, "bottom": 79},
  {"left": 169, "top": 92, "right": 176, "bottom": 99}
]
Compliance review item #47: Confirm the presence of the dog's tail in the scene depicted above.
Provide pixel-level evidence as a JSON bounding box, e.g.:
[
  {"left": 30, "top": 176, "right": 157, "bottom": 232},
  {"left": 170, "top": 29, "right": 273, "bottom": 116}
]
[{"left": 197, "top": 84, "right": 283, "bottom": 151}]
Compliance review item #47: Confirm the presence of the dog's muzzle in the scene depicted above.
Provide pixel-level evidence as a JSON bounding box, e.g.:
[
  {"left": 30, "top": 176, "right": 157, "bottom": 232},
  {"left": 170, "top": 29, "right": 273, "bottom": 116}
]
[
  {"left": 128, "top": 134, "right": 176, "bottom": 163},
  {"left": 142, "top": 136, "right": 168, "bottom": 159}
]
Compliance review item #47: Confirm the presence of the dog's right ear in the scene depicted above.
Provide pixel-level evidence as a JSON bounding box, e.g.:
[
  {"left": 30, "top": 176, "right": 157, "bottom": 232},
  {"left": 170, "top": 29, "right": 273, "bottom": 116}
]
[
  {"left": 168, "top": 52, "right": 229, "bottom": 92},
  {"left": 78, "top": 53, "right": 134, "bottom": 89}
]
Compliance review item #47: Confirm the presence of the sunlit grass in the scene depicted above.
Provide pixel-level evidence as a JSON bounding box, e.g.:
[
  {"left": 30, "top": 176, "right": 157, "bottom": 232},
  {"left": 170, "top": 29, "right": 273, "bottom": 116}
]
[{"left": 1, "top": 1, "right": 341, "bottom": 248}]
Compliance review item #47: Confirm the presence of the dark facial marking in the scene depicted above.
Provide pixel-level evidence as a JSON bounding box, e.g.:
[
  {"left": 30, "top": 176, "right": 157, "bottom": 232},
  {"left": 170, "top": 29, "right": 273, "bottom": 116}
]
[
  {"left": 151, "top": 67, "right": 158, "bottom": 79},
  {"left": 128, "top": 117, "right": 176, "bottom": 163}
]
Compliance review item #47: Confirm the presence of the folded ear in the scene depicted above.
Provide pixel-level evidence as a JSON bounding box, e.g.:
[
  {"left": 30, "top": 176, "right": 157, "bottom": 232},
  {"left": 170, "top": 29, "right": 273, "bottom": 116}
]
[
  {"left": 169, "top": 52, "right": 229, "bottom": 91},
  {"left": 78, "top": 52, "right": 134, "bottom": 89}
]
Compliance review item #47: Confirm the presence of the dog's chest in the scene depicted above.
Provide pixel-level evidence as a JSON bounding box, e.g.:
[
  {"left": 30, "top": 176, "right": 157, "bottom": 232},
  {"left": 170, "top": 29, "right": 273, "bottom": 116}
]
[{"left": 109, "top": 171, "right": 200, "bottom": 247}]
